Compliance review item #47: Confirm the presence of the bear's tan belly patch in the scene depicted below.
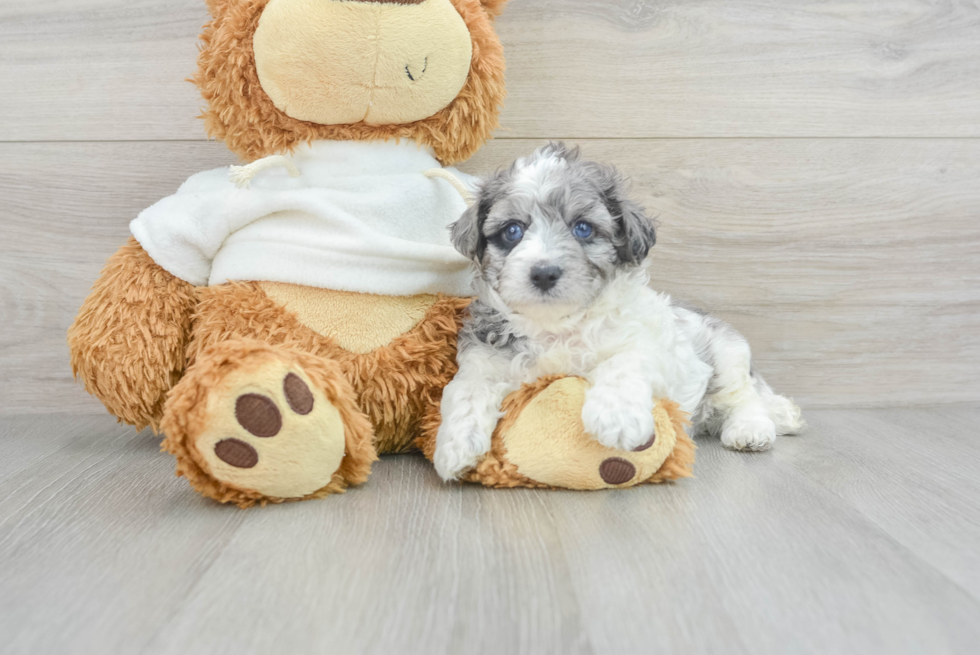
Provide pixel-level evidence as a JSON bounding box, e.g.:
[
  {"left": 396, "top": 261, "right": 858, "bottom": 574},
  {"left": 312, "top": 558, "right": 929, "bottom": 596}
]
[{"left": 259, "top": 282, "right": 440, "bottom": 354}]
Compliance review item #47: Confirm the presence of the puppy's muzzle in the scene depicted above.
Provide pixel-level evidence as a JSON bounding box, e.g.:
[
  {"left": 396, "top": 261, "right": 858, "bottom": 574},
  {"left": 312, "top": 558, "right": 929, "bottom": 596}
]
[{"left": 530, "top": 265, "right": 563, "bottom": 292}]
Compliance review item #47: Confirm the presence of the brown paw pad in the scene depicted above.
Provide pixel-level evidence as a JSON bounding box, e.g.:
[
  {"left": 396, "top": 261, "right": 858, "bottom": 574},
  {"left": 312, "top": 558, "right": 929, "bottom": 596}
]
[
  {"left": 599, "top": 457, "right": 636, "bottom": 485},
  {"left": 633, "top": 432, "right": 656, "bottom": 452},
  {"left": 283, "top": 373, "right": 314, "bottom": 415},
  {"left": 214, "top": 438, "right": 259, "bottom": 469},
  {"left": 235, "top": 393, "right": 282, "bottom": 437}
]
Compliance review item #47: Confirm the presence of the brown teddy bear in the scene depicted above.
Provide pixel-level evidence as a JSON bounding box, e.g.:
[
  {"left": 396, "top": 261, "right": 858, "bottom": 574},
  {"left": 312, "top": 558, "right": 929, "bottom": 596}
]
[{"left": 69, "top": 0, "right": 694, "bottom": 507}]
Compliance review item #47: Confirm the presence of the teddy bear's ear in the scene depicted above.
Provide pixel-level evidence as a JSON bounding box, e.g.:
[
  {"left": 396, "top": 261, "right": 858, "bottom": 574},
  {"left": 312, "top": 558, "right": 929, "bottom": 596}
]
[
  {"left": 480, "top": 0, "right": 510, "bottom": 18},
  {"left": 204, "top": 0, "right": 229, "bottom": 18}
]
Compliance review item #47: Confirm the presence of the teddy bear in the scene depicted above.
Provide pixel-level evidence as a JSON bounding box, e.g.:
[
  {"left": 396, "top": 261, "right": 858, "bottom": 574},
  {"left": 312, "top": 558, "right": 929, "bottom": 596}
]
[{"left": 69, "top": 0, "right": 694, "bottom": 507}]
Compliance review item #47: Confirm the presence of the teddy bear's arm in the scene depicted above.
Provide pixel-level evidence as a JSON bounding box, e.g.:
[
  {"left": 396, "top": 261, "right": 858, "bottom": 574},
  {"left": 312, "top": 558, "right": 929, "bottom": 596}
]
[{"left": 68, "top": 237, "right": 197, "bottom": 432}]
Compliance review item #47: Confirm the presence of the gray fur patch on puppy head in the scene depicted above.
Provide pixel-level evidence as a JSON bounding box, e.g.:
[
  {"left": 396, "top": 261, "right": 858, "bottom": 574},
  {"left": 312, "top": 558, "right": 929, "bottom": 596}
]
[{"left": 450, "top": 142, "right": 657, "bottom": 314}]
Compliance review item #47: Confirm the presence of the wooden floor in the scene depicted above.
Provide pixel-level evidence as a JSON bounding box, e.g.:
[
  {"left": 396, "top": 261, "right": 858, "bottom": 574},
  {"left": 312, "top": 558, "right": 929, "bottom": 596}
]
[{"left": 2, "top": 407, "right": 978, "bottom": 654}]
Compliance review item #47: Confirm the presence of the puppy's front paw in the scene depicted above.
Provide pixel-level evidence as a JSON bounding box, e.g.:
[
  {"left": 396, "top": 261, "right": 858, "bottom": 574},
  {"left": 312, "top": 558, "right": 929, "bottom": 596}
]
[
  {"left": 582, "top": 386, "right": 656, "bottom": 451},
  {"left": 721, "top": 415, "right": 777, "bottom": 451},
  {"left": 433, "top": 424, "right": 492, "bottom": 482}
]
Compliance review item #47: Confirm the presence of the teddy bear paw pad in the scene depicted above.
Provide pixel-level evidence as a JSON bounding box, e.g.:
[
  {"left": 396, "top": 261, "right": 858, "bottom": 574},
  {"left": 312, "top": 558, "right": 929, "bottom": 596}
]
[
  {"left": 193, "top": 367, "right": 346, "bottom": 498},
  {"left": 632, "top": 432, "right": 656, "bottom": 452},
  {"left": 598, "top": 457, "right": 637, "bottom": 485},
  {"left": 213, "top": 439, "right": 260, "bottom": 469},
  {"left": 235, "top": 394, "right": 283, "bottom": 438}
]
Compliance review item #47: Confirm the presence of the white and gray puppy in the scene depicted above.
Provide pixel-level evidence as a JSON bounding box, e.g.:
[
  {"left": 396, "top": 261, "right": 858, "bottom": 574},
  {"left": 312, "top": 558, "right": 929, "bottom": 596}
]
[{"left": 434, "top": 143, "right": 803, "bottom": 481}]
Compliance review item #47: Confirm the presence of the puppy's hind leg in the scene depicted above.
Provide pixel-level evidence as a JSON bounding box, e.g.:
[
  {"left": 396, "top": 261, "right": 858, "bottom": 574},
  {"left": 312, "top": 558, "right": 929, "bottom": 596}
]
[
  {"left": 755, "top": 373, "right": 805, "bottom": 436},
  {"left": 705, "top": 329, "right": 779, "bottom": 451}
]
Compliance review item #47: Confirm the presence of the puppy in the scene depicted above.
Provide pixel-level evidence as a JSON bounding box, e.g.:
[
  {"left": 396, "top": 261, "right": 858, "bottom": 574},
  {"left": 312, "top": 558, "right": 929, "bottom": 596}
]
[{"left": 434, "top": 143, "right": 803, "bottom": 481}]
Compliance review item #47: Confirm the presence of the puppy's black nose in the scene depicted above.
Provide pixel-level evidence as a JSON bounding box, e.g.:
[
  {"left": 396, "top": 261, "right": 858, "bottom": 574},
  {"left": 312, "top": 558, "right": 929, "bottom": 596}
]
[{"left": 530, "top": 265, "right": 563, "bottom": 291}]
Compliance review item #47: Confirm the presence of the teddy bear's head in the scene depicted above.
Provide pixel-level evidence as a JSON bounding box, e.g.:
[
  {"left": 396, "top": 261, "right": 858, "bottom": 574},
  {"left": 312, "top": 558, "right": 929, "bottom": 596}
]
[{"left": 196, "top": 0, "right": 509, "bottom": 164}]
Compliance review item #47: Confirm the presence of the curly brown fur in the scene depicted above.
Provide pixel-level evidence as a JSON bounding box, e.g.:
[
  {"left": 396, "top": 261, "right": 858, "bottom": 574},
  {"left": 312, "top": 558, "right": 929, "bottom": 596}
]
[
  {"left": 642, "top": 400, "right": 697, "bottom": 485},
  {"left": 68, "top": 237, "right": 197, "bottom": 432},
  {"left": 195, "top": 0, "right": 507, "bottom": 164},
  {"left": 479, "top": 0, "right": 510, "bottom": 17},
  {"left": 345, "top": 294, "right": 472, "bottom": 453},
  {"left": 189, "top": 283, "right": 470, "bottom": 454},
  {"left": 161, "top": 339, "right": 377, "bottom": 508}
]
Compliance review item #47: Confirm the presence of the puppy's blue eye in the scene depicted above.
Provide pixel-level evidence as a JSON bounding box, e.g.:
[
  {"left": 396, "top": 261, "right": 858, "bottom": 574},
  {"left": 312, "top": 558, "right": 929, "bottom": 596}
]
[
  {"left": 573, "top": 221, "right": 594, "bottom": 239},
  {"left": 502, "top": 222, "right": 524, "bottom": 243}
]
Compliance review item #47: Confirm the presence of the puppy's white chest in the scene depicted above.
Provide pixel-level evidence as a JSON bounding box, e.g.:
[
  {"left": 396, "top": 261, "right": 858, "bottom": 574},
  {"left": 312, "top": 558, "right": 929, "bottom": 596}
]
[{"left": 526, "top": 337, "right": 590, "bottom": 379}]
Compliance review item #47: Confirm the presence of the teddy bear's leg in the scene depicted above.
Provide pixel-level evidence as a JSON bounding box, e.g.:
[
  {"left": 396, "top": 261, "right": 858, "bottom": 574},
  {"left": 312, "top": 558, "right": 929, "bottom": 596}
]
[
  {"left": 68, "top": 237, "right": 196, "bottom": 432},
  {"left": 422, "top": 376, "right": 695, "bottom": 490},
  {"left": 161, "top": 339, "right": 376, "bottom": 507}
]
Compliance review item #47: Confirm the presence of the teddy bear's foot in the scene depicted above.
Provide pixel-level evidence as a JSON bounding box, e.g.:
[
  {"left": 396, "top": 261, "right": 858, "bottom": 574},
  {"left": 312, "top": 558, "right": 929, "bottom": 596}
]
[
  {"left": 162, "top": 339, "right": 376, "bottom": 507},
  {"left": 437, "top": 376, "right": 695, "bottom": 490}
]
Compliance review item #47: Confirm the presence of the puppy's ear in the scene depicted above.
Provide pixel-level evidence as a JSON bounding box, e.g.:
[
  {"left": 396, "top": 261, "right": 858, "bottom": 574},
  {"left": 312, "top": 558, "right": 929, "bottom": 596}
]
[
  {"left": 616, "top": 196, "right": 657, "bottom": 264},
  {"left": 451, "top": 171, "right": 511, "bottom": 262},
  {"left": 592, "top": 162, "right": 657, "bottom": 264},
  {"left": 450, "top": 202, "right": 486, "bottom": 262}
]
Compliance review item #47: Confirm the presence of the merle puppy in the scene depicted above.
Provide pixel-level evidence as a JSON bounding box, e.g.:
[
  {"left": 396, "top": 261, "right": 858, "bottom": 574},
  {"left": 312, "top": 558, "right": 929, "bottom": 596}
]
[{"left": 434, "top": 143, "right": 803, "bottom": 481}]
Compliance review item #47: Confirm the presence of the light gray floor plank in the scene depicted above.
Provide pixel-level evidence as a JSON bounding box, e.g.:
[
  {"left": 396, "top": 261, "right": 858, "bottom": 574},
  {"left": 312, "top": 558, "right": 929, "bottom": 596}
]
[
  {"left": 776, "top": 406, "right": 980, "bottom": 600},
  {"left": 546, "top": 439, "right": 980, "bottom": 654},
  {"left": 4, "top": 1, "right": 980, "bottom": 140},
  {"left": 2, "top": 410, "right": 980, "bottom": 654},
  {"left": 145, "top": 458, "right": 590, "bottom": 655},
  {"left": 4, "top": 139, "right": 979, "bottom": 415},
  {"left": 0, "top": 416, "right": 248, "bottom": 655}
]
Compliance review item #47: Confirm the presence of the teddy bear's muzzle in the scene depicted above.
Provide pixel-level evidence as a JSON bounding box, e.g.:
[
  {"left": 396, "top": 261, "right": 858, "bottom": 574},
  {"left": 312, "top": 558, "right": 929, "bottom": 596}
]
[{"left": 252, "top": 0, "right": 474, "bottom": 126}]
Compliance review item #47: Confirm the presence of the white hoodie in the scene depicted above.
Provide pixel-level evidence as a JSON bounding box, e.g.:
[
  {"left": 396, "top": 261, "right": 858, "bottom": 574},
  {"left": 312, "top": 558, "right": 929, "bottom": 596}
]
[{"left": 130, "top": 139, "right": 476, "bottom": 296}]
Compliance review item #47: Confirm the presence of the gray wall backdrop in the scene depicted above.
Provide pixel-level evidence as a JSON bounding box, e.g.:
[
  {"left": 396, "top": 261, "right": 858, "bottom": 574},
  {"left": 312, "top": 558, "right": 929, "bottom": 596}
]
[{"left": 2, "top": 0, "right": 979, "bottom": 415}]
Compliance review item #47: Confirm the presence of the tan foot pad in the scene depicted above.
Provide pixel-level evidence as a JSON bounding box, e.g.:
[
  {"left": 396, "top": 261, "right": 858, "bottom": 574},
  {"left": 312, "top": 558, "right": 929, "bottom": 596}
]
[
  {"left": 163, "top": 341, "right": 376, "bottom": 506},
  {"left": 462, "top": 376, "right": 695, "bottom": 490},
  {"left": 196, "top": 364, "right": 346, "bottom": 498}
]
